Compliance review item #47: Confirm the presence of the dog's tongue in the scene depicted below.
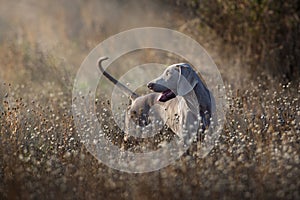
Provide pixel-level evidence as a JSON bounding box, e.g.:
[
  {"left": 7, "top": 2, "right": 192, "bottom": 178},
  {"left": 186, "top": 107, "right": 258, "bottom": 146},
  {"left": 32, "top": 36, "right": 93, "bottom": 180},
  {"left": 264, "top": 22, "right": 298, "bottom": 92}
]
[{"left": 157, "top": 89, "right": 176, "bottom": 102}]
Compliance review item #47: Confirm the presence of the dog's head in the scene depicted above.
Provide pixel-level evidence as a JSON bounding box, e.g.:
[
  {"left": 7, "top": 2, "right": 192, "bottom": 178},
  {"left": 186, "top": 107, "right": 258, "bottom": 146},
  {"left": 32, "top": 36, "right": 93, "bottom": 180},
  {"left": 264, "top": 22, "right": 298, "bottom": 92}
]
[{"left": 147, "top": 63, "right": 198, "bottom": 102}]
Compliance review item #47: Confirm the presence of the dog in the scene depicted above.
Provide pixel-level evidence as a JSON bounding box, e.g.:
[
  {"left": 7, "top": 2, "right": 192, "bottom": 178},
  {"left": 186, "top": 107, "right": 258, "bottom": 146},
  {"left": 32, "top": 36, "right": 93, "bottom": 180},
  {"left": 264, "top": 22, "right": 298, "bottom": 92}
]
[
  {"left": 98, "top": 57, "right": 214, "bottom": 140},
  {"left": 147, "top": 63, "right": 213, "bottom": 130}
]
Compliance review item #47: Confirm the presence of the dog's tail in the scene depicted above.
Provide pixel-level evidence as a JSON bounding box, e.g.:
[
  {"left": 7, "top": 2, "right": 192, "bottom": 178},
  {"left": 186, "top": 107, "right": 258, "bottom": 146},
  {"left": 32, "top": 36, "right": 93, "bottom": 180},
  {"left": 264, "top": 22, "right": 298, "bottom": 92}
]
[{"left": 98, "top": 57, "right": 139, "bottom": 100}]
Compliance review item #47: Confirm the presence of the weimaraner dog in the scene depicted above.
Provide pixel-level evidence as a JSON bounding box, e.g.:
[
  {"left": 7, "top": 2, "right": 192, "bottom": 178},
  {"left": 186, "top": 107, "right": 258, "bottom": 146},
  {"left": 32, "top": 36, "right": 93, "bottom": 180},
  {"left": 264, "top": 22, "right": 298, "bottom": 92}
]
[
  {"left": 98, "top": 57, "right": 214, "bottom": 140},
  {"left": 147, "top": 63, "right": 213, "bottom": 130}
]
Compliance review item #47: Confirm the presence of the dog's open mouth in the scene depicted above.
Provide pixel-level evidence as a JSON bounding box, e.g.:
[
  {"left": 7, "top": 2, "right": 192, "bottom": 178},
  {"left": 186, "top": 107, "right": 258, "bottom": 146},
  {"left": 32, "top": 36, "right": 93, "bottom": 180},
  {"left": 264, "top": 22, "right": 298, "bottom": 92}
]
[{"left": 157, "top": 89, "right": 176, "bottom": 102}]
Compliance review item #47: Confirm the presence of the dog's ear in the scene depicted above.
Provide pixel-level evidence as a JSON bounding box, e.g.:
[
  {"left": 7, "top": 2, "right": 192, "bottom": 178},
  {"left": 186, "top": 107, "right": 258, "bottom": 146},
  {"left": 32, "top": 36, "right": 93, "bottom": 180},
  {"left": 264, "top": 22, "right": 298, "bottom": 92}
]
[{"left": 177, "top": 64, "right": 198, "bottom": 96}]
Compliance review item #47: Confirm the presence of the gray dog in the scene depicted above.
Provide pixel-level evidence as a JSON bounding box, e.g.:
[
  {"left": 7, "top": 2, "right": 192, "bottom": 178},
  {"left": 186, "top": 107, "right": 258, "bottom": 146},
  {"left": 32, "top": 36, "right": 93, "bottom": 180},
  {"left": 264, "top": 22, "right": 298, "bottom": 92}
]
[
  {"left": 98, "top": 57, "right": 214, "bottom": 139},
  {"left": 147, "top": 63, "right": 213, "bottom": 130}
]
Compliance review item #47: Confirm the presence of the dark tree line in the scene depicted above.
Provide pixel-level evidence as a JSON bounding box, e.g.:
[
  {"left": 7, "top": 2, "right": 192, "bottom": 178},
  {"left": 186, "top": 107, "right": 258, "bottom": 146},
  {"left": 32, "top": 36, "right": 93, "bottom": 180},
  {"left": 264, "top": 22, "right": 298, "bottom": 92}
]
[{"left": 169, "top": 0, "right": 300, "bottom": 80}]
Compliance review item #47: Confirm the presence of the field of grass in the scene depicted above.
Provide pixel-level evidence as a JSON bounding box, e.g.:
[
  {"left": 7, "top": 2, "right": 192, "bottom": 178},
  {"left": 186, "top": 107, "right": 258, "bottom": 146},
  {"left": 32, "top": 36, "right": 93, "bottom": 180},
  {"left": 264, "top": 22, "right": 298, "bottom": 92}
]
[{"left": 0, "top": 1, "right": 299, "bottom": 199}]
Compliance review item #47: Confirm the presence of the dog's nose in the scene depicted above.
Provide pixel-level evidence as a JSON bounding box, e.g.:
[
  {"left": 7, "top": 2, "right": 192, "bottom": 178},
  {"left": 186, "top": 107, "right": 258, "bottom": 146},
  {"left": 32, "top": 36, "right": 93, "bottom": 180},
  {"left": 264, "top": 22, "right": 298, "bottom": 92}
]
[{"left": 147, "top": 82, "right": 154, "bottom": 89}]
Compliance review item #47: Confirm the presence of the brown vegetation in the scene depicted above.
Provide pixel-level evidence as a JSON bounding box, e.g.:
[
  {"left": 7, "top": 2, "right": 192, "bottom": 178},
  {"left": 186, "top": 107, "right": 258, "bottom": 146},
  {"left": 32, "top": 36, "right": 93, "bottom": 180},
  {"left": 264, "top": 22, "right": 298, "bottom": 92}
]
[
  {"left": 172, "top": 0, "right": 300, "bottom": 80},
  {"left": 0, "top": 0, "right": 299, "bottom": 199}
]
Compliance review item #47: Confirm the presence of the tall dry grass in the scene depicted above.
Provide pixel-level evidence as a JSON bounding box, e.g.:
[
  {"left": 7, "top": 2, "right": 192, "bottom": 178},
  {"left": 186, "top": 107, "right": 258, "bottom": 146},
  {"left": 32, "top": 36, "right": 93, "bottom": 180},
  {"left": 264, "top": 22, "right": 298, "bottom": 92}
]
[{"left": 0, "top": 0, "right": 299, "bottom": 199}]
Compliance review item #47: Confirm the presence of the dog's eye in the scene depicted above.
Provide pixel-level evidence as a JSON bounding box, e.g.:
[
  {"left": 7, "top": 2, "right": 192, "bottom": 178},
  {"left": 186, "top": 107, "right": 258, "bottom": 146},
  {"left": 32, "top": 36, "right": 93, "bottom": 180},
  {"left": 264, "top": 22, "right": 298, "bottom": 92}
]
[{"left": 166, "top": 70, "right": 170, "bottom": 76}]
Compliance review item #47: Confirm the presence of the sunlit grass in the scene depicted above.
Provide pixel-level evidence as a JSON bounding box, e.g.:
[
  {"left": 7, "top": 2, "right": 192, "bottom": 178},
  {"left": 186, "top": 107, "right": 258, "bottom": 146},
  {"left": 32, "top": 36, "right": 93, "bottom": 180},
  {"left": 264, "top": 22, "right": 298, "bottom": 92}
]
[
  {"left": 1, "top": 68, "right": 299, "bottom": 199},
  {"left": 0, "top": 1, "right": 299, "bottom": 199}
]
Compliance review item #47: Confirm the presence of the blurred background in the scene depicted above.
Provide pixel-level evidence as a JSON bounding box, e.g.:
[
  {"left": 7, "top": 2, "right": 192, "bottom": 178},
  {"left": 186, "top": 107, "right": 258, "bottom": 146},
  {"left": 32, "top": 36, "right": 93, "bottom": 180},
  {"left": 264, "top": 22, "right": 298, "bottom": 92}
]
[
  {"left": 1, "top": 0, "right": 298, "bottom": 87},
  {"left": 0, "top": 0, "right": 299, "bottom": 199}
]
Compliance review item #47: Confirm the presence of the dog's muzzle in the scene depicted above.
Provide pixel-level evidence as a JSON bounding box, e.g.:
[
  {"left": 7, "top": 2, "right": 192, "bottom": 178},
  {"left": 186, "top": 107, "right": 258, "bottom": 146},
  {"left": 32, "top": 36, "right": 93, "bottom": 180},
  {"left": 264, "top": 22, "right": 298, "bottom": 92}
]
[{"left": 147, "top": 82, "right": 176, "bottom": 102}]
